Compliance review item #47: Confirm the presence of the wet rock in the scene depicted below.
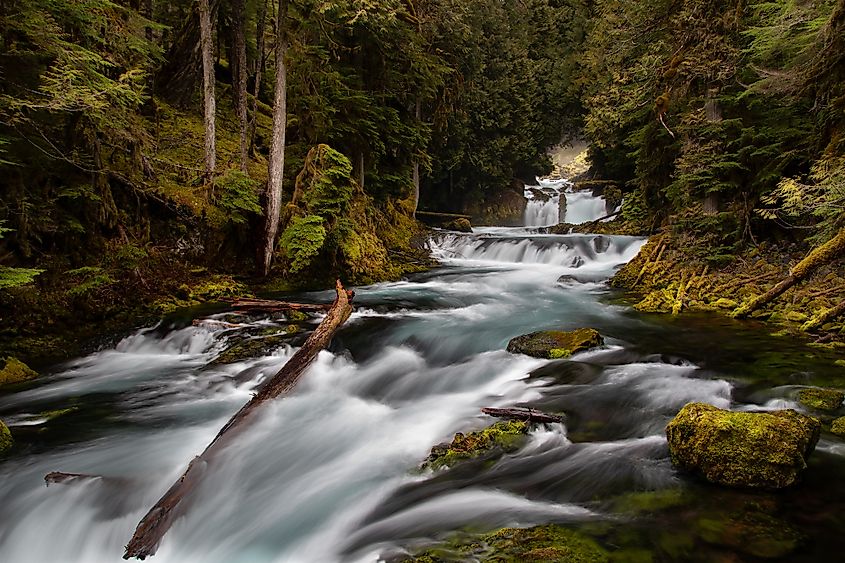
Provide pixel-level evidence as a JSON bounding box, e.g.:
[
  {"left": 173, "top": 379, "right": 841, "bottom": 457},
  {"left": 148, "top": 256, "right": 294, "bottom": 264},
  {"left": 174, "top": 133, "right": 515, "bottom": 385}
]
[
  {"left": 0, "top": 357, "right": 39, "bottom": 387},
  {"left": 797, "top": 387, "right": 844, "bottom": 411},
  {"left": 696, "top": 506, "right": 803, "bottom": 559},
  {"left": 666, "top": 402, "right": 820, "bottom": 489},
  {"left": 830, "top": 416, "right": 845, "bottom": 436},
  {"left": 423, "top": 420, "right": 528, "bottom": 470},
  {"left": 212, "top": 334, "right": 292, "bottom": 364},
  {"left": 442, "top": 218, "right": 472, "bottom": 233},
  {"left": 528, "top": 187, "right": 550, "bottom": 202},
  {"left": 507, "top": 328, "right": 604, "bottom": 359},
  {"left": 0, "top": 420, "right": 11, "bottom": 453}
]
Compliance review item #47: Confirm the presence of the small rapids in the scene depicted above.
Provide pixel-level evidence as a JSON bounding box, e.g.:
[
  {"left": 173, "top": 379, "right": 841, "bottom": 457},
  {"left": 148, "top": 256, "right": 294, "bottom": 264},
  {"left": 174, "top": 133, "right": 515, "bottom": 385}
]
[{"left": 2, "top": 227, "right": 845, "bottom": 562}]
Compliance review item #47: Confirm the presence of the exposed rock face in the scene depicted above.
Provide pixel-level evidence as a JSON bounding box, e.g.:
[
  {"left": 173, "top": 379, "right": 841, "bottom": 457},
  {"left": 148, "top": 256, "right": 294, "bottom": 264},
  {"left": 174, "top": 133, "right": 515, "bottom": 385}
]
[
  {"left": 507, "top": 328, "right": 604, "bottom": 359},
  {"left": 797, "top": 387, "right": 844, "bottom": 411},
  {"left": 466, "top": 180, "right": 527, "bottom": 226},
  {"left": 666, "top": 402, "right": 821, "bottom": 489},
  {"left": 0, "top": 357, "right": 38, "bottom": 387}
]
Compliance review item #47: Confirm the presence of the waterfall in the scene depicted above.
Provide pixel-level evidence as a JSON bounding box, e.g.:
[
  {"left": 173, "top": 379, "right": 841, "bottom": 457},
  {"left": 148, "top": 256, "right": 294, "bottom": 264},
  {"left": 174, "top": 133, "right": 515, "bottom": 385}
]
[{"left": 524, "top": 178, "right": 608, "bottom": 227}]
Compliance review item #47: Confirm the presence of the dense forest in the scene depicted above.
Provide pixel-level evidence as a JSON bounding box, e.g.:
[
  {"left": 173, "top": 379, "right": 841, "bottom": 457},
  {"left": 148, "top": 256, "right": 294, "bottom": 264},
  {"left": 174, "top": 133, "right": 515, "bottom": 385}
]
[{"left": 0, "top": 0, "right": 843, "bottom": 357}]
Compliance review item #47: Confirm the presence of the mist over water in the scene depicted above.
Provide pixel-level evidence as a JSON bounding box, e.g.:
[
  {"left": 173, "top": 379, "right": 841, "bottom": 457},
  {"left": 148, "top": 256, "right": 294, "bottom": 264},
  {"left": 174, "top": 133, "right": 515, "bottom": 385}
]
[{"left": 2, "top": 222, "right": 844, "bottom": 562}]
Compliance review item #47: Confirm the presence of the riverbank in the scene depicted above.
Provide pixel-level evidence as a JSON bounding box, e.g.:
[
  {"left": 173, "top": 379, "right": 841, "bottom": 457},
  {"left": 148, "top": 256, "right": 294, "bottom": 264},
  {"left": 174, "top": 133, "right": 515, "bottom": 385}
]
[{"left": 609, "top": 231, "right": 845, "bottom": 349}]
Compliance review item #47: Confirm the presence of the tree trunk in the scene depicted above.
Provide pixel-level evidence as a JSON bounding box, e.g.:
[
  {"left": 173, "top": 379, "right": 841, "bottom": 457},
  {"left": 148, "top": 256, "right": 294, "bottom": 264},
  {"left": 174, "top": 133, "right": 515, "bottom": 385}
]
[
  {"left": 481, "top": 407, "right": 562, "bottom": 424},
  {"left": 258, "top": 0, "right": 288, "bottom": 276},
  {"left": 249, "top": 0, "right": 269, "bottom": 155},
  {"left": 412, "top": 98, "right": 421, "bottom": 217},
  {"left": 733, "top": 227, "right": 845, "bottom": 318},
  {"left": 232, "top": 0, "right": 249, "bottom": 173},
  {"left": 123, "top": 281, "right": 354, "bottom": 560},
  {"left": 198, "top": 0, "right": 217, "bottom": 181}
]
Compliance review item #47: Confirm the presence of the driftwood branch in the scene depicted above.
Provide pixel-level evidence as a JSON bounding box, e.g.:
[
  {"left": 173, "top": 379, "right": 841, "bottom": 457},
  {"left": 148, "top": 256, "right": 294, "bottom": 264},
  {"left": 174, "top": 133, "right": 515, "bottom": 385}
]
[
  {"left": 123, "top": 280, "right": 354, "bottom": 560},
  {"left": 482, "top": 407, "right": 563, "bottom": 424},
  {"left": 225, "top": 297, "right": 336, "bottom": 313}
]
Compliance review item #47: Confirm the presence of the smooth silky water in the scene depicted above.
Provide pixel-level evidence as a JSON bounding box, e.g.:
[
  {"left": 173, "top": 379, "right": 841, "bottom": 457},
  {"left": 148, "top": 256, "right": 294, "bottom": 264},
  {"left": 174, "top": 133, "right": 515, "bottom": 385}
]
[{"left": 2, "top": 208, "right": 845, "bottom": 561}]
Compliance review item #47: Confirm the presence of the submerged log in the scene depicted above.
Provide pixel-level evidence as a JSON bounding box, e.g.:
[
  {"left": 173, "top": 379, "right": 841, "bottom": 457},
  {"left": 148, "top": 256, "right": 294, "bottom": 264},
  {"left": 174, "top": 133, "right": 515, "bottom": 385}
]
[
  {"left": 482, "top": 407, "right": 563, "bottom": 424},
  {"left": 45, "top": 471, "right": 103, "bottom": 485},
  {"left": 123, "top": 280, "right": 354, "bottom": 560}
]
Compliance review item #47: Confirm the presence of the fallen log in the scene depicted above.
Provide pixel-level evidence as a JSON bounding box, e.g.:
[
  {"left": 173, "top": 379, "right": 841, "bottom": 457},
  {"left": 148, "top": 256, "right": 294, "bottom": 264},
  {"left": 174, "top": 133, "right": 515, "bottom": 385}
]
[
  {"left": 224, "top": 297, "right": 335, "bottom": 313},
  {"left": 733, "top": 227, "right": 845, "bottom": 319},
  {"left": 482, "top": 407, "right": 563, "bottom": 424},
  {"left": 45, "top": 471, "right": 103, "bottom": 485},
  {"left": 123, "top": 280, "right": 354, "bottom": 560}
]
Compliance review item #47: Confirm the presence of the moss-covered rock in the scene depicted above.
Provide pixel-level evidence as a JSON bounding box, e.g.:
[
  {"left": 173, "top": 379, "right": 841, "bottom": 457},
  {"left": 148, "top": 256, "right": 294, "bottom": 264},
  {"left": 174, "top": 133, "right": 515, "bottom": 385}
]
[
  {"left": 0, "top": 420, "right": 12, "bottom": 453},
  {"left": 665, "top": 402, "right": 820, "bottom": 489},
  {"left": 404, "top": 525, "right": 609, "bottom": 563},
  {"left": 442, "top": 218, "right": 472, "bottom": 233},
  {"left": 423, "top": 420, "right": 528, "bottom": 470},
  {"left": 0, "top": 357, "right": 39, "bottom": 387},
  {"left": 696, "top": 506, "right": 802, "bottom": 559},
  {"left": 212, "top": 334, "right": 291, "bottom": 364},
  {"left": 830, "top": 416, "right": 845, "bottom": 436},
  {"left": 507, "top": 328, "right": 604, "bottom": 359},
  {"left": 797, "top": 387, "right": 844, "bottom": 411}
]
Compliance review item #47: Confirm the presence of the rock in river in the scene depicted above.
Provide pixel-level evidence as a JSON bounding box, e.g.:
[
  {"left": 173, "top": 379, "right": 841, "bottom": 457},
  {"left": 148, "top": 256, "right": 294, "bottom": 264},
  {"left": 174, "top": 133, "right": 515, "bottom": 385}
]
[
  {"left": 507, "top": 328, "right": 604, "bottom": 359},
  {"left": 797, "top": 387, "right": 844, "bottom": 411},
  {"left": 0, "top": 356, "right": 38, "bottom": 387},
  {"left": 666, "top": 402, "right": 820, "bottom": 489}
]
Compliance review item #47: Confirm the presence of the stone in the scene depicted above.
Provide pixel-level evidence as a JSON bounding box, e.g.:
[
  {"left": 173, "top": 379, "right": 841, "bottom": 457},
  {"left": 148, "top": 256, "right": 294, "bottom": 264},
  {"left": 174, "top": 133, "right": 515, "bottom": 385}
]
[
  {"left": 442, "top": 217, "right": 472, "bottom": 233},
  {"left": 0, "top": 357, "right": 38, "bottom": 387},
  {"left": 423, "top": 420, "right": 528, "bottom": 470},
  {"left": 665, "top": 402, "right": 820, "bottom": 489},
  {"left": 797, "top": 387, "right": 844, "bottom": 411},
  {"left": 507, "top": 328, "right": 604, "bottom": 359},
  {"left": 0, "top": 420, "right": 12, "bottom": 454},
  {"left": 713, "top": 298, "right": 738, "bottom": 309},
  {"left": 830, "top": 416, "right": 845, "bottom": 437}
]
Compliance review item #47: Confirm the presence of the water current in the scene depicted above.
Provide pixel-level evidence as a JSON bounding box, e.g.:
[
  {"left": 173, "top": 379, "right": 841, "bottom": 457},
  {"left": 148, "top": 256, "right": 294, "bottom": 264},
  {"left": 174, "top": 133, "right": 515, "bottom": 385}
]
[{"left": 1, "top": 195, "right": 845, "bottom": 562}]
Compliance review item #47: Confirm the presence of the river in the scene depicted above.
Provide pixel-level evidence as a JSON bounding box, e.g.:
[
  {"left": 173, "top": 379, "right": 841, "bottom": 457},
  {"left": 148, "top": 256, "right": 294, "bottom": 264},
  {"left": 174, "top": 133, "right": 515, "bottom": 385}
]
[{"left": 1, "top": 194, "right": 844, "bottom": 562}]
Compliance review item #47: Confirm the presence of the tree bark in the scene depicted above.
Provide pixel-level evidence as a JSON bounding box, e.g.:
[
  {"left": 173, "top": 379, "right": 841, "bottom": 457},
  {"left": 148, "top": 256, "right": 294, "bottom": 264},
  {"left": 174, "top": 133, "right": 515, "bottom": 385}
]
[
  {"left": 249, "top": 0, "right": 269, "bottom": 155},
  {"left": 412, "top": 98, "right": 421, "bottom": 217},
  {"left": 733, "top": 227, "right": 845, "bottom": 318},
  {"left": 123, "top": 280, "right": 354, "bottom": 560},
  {"left": 198, "top": 0, "right": 217, "bottom": 181},
  {"left": 481, "top": 407, "right": 563, "bottom": 424},
  {"left": 232, "top": 0, "right": 249, "bottom": 172},
  {"left": 258, "top": 0, "right": 289, "bottom": 276}
]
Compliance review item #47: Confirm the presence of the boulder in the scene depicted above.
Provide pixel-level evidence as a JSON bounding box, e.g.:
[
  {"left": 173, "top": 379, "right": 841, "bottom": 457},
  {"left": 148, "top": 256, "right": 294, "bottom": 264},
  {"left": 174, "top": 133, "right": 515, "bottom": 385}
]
[
  {"left": 442, "top": 217, "right": 472, "bottom": 233},
  {"left": 507, "top": 328, "right": 604, "bottom": 359},
  {"left": 831, "top": 417, "right": 845, "bottom": 437},
  {"left": 0, "top": 420, "right": 12, "bottom": 454},
  {"left": 797, "top": 387, "right": 844, "bottom": 411},
  {"left": 0, "top": 357, "right": 38, "bottom": 387},
  {"left": 666, "top": 402, "right": 820, "bottom": 489},
  {"left": 423, "top": 420, "right": 528, "bottom": 470}
]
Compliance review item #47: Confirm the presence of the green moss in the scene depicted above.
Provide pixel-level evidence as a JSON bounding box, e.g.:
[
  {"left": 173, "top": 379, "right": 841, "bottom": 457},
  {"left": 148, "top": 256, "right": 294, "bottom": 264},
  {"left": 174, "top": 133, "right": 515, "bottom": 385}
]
[
  {"left": 424, "top": 420, "right": 529, "bottom": 470},
  {"left": 212, "top": 335, "right": 290, "bottom": 364},
  {"left": 834, "top": 359, "right": 845, "bottom": 367},
  {"left": 0, "top": 357, "right": 39, "bottom": 387},
  {"left": 481, "top": 525, "right": 609, "bottom": 562},
  {"left": 797, "top": 387, "right": 844, "bottom": 411},
  {"left": 610, "top": 488, "right": 691, "bottom": 515},
  {"left": 665, "top": 402, "right": 821, "bottom": 489},
  {"left": 285, "top": 310, "right": 310, "bottom": 322},
  {"left": 0, "top": 419, "right": 12, "bottom": 453},
  {"left": 830, "top": 416, "right": 845, "bottom": 436},
  {"left": 712, "top": 298, "right": 738, "bottom": 309},
  {"left": 39, "top": 407, "right": 79, "bottom": 421},
  {"left": 507, "top": 328, "right": 604, "bottom": 359}
]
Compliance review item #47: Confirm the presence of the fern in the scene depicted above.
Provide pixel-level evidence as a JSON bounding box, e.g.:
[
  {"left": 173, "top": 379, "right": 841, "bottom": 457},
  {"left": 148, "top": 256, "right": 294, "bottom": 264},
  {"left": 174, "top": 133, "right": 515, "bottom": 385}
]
[{"left": 279, "top": 215, "right": 327, "bottom": 273}]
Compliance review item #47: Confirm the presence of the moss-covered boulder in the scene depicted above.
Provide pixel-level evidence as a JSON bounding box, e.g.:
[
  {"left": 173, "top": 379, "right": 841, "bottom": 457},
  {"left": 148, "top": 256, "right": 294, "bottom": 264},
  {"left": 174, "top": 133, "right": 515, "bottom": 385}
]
[
  {"left": 423, "top": 420, "right": 528, "bottom": 470},
  {"left": 797, "top": 387, "right": 844, "bottom": 411},
  {"left": 696, "top": 507, "right": 803, "bottom": 559},
  {"left": 0, "top": 420, "right": 12, "bottom": 453},
  {"left": 442, "top": 218, "right": 472, "bottom": 233},
  {"left": 404, "top": 525, "right": 609, "bottom": 563},
  {"left": 830, "top": 416, "right": 845, "bottom": 437},
  {"left": 665, "top": 402, "right": 820, "bottom": 489},
  {"left": 507, "top": 328, "right": 604, "bottom": 359},
  {"left": 0, "top": 357, "right": 39, "bottom": 387}
]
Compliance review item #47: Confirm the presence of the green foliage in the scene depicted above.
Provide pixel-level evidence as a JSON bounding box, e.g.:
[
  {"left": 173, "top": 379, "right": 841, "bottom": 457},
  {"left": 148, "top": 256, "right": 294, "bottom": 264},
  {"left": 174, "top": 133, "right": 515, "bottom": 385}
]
[
  {"left": 279, "top": 215, "right": 327, "bottom": 274},
  {"left": 0, "top": 222, "right": 42, "bottom": 289},
  {"left": 65, "top": 266, "right": 115, "bottom": 296},
  {"left": 214, "top": 170, "right": 262, "bottom": 224}
]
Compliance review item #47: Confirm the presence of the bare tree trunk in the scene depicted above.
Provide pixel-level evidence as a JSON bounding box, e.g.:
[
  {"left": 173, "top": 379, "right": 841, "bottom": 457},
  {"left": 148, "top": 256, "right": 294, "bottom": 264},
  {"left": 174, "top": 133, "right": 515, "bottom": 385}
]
[
  {"left": 249, "top": 0, "right": 269, "bottom": 154},
  {"left": 258, "top": 0, "right": 288, "bottom": 276},
  {"left": 199, "top": 0, "right": 217, "bottom": 181},
  {"left": 412, "top": 98, "right": 421, "bottom": 218},
  {"left": 232, "top": 0, "right": 249, "bottom": 172},
  {"left": 123, "top": 281, "right": 354, "bottom": 559}
]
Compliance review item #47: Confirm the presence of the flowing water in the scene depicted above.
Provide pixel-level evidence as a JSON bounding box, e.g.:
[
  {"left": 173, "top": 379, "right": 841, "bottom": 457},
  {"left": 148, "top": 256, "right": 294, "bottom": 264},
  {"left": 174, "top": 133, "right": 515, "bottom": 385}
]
[
  {"left": 2, "top": 198, "right": 845, "bottom": 562},
  {"left": 524, "top": 178, "right": 608, "bottom": 227}
]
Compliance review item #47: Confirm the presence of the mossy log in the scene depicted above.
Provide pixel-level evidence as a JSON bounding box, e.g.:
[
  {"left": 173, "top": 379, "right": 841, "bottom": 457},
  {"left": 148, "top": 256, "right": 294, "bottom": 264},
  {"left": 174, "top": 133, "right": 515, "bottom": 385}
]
[
  {"left": 801, "top": 300, "right": 845, "bottom": 332},
  {"left": 733, "top": 227, "right": 845, "bottom": 318},
  {"left": 122, "top": 280, "right": 353, "bottom": 559}
]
